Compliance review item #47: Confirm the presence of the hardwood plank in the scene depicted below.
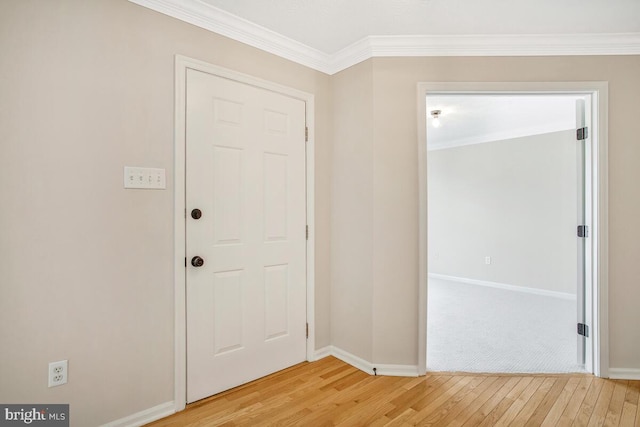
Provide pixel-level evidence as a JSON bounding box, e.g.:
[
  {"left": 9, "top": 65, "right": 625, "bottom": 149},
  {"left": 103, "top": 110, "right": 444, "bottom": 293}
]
[
  {"left": 493, "top": 377, "right": 544, "bottom": 426},
  {"left": 320, "top": 369, "right": 370, "bottom": 391},
  {"left": 557, "top": 376, "right": 594, "bottom": 426},
  {"left": 304, "top": 375, "right": 403, "bottom": 425},
  {"left": 446, "top": 376, "right": 510, "bottom": 427},
  {"left": 410, "top": 376, "right": 469, "bottom": 413},
  {"left": 425, "top": 376, "right": 500, "bottom": 426},
  {"left": 619, "top": 380, "right": 640, "bottom": 427},
  {"left": 635, "top": 380, "right": 640, "bottom": 427},
  {"left": 384, "top": 375, "right": 451, "bottom": 419},
  {"left": 476, "top": 377, "right": 535, "bottom": 427},
  {"left": 144, "top": 357, "right": 640, "bottom": 427},
  {"left": 603, "top": 380, "right": 628, "bottom": 427},
  {"left": 511, "top": 377, "right": 556, "bottom": 426},
  {"left": 625, "top": 380, "right": 640, "bottom": 406},
  {"left": 420, "top": 376, "right": 493, "bottom": 426},
  {"left": 460, "top": 376, "right": 524, "bottom": 427},
  {"left": 267, "top": 373, "right": 384, "bottom": 425},
  {"left": 407, "top": 376, "right": 475, "bottom": 424},
  {"left": 524, "top": 377, "right": 570, "bottom": 426},
  {"left": 573, "top": 376, "right": 606, "bottom": 426},
  {"left": 540, "top": 376, "right": 581, "bottom": 426},
  {"left": 383, "top": 408, "right": 417, "bottom": 426},
  {"left": 330, "top": 377, "right": 410, "bottom": 425},
  {"left": 587, "top": 379, "right": 615, "bottom": 426}
]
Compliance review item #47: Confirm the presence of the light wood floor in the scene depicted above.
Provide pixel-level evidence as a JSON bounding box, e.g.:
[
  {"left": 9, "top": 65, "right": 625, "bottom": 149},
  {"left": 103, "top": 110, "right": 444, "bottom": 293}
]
[{"left": 147, "top": 356, "right": 640, "bottom": 426}]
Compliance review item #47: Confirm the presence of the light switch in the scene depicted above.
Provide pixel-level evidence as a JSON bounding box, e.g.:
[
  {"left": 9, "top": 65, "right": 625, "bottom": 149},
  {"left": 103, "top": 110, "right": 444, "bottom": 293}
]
[{"left": 124, "top": 167, "right": 166, "bottom": 189}]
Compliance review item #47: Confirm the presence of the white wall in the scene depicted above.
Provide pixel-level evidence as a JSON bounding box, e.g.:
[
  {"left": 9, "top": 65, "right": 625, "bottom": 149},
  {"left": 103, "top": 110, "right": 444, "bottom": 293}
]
[{"left": 428, "top": 130, "right": 579, "bottom": 295}]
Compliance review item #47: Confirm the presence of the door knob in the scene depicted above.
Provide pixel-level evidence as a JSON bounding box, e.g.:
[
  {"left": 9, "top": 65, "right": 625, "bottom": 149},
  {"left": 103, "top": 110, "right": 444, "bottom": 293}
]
[
  {"left": 191, "top": 256, "right": 204, "bottom": 267},
  {"left": 191, "top": 209, "right": 202, "bottom": 219}
]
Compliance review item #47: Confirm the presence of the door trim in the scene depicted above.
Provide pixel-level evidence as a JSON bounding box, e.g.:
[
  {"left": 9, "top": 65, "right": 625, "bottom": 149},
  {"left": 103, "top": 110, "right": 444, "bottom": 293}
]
[
  {"left": 416, "top": 81, "right": 609, "bottom": 378},
  {"left": 174, "top": 55, "right": 316, "bottom": 411}
]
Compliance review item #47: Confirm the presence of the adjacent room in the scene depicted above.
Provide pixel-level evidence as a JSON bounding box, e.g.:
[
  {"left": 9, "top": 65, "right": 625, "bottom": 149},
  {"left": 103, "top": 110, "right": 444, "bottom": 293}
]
[{"left": 426, "top": 94, "right": 589, "bottom": 374}]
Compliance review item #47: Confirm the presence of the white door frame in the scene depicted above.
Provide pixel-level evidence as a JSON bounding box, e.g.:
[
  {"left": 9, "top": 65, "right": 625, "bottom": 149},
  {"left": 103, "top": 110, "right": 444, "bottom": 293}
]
[
  {"left": 416, "top": 81, "right": 609, "bottom": 378},
  {"left": 173, "top": 55, "right": 316, "bottom": 411}
]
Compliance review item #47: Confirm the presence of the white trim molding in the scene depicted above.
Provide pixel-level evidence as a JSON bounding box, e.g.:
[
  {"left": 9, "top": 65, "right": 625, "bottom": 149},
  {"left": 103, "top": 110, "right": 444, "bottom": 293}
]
[
  {"left": 366, "top": 33, "right": 640, "bottom": 57},
  {"left": 313, "top": 345, "right": 333, "bottom": 361},
  {"left": 609, "top": 368, "right": 640, "bottom": 380},
  {"left": 333, "top": 33, "right": 640, "bottom": 74},
  {"left": 375, "top": 363, "right": 421, "bottom": 377},
  {"left": 429, "top": 273, "right": 577, "bottom": 301},
  {"left": 315, "top": 346, "right": 419, "bottom": 377},
  {"left": 331, "top": 346, "right": 376, "bottom": 376},
  {"left": 100, "top": 401, "right": 175, "bottom": 427},
  {"left": 129, "top": 0, "right": 332, "bottom": 73},
  {"left": 127, "top": 1, "right": 640, "bottom": 75}
]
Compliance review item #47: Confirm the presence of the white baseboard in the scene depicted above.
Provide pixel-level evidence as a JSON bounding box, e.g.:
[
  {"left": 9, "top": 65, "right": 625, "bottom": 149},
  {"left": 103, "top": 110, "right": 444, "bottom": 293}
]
[
  {"left": 320, "top": 345, "right": 419, "bottom": 377},
  {"left": 374, "top": 363, "right": 420, "bottom": 377},
  {"left": 609, "top": 368, "right": 640, "bottom": 380},
  {"left": 101, "top": 401, "right": 175, "bottom": 427},
  {"left": 313, "top": 345, "right": 333, "bottom": 361},
  {"left": 331, "top": 346, "right": 375, "bottom": 375},
  {"left": 429, "top": 273, "right": 577, "bottom": 301}
]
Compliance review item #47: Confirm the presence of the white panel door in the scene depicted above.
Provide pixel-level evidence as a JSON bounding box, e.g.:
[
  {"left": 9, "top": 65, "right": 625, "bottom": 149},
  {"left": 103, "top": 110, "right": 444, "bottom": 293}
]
[{"left": 186, "top": 69, "right": 307, "bottom": 403}]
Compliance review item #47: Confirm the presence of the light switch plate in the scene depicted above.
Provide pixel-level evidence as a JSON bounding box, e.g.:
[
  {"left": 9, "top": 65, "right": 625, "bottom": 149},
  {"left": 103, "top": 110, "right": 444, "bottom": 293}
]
[{"left": 124, "top": 167, "right": 166, "bottom": 189}]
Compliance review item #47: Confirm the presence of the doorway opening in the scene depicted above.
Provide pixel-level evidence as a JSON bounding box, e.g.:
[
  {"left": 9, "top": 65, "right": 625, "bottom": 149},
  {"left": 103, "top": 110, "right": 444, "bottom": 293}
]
[{"left": 416, "top": 83, "right": 608, "bottom": 377}]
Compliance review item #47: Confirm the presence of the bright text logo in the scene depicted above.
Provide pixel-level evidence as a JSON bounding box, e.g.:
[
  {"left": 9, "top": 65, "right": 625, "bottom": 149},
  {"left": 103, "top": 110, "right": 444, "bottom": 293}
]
[{"left": 0, "top": 405, "right": 68, "bottom": 427}]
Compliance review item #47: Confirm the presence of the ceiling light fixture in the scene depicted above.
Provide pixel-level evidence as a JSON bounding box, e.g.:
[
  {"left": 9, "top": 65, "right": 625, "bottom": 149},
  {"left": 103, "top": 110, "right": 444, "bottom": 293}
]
[{"left": 430, "top": 109, "right": 442, "bottom": 128}]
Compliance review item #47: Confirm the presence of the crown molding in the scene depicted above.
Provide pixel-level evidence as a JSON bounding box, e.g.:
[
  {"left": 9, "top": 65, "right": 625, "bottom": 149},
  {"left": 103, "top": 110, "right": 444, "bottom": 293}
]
[
  {"left": 328, "top": 37, "right": 373, "bottom": 73},
  {"left": 128, "top": 0, "right": 333, "bottom": 73},
  {"left": 369, "top": 33, "right": 640, "bottom": 57},
  {"left": 129, "top": 0, "right": 640, "bottom": 75}
]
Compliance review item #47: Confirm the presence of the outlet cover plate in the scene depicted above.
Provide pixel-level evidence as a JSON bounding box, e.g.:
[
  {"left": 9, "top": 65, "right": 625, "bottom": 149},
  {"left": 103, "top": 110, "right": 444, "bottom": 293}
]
[{"left": 48, "top": 360, "right": 68, "bottom": 387}]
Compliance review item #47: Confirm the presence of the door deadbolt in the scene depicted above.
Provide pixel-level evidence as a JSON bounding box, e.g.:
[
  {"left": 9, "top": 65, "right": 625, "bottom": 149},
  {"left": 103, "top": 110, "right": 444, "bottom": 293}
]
[
  {"left": 191, "top": 256, "right": 204, "bottom": 267},
  {"left": 191, "top": 209, "right": 202, "bottom": 220}
]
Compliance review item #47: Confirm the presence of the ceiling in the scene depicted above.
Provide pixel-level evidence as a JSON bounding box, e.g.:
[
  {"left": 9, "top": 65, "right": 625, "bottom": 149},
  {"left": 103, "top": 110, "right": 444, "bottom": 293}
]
[
  {"left": 202, "top": 0, "right": 640, "bottom": 53},
  {"left": 426, "top": 95, "right": 583, "bottom": 151},
  {"left": 130, "top": 0, "right": 640, "bottom": 73}
]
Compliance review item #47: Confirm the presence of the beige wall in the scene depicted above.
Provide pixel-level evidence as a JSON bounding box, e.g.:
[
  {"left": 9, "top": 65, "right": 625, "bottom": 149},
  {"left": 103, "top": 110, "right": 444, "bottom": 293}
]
[
  {"left": 364, "top": 55, "right": 640, "bottom": 368},
  {"left": 428, "top": 130, "right": 578, "bottom": 295},
  {"left": 330, "top": 61, "right": 375, "bottom": 360},
  {"left": 0, "top": 0, "right": 331, "bottom": 425}
]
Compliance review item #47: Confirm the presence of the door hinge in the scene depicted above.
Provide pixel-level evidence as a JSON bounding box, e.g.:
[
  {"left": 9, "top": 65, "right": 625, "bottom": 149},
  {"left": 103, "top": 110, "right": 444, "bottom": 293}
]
[
  {"left": 306, "top": 225, "right": 309, "bottom": 240},
  {"left": 577, "top": 225, "right": 589, "bottom": 238},
  {"left": 577, "top": 127, "right": 588, "bottom": 141},
  {"left": 305, "top": 126, "right": 309, "bottom": 142},
  {"left": 577, "top": 323, "right": 589, "bottom": 337},
  {"left": 185, "top": 257, "right": 187, "bottom": 267},
  {"left": 306, "top": 322, "right": 309, "bottom": 339}
]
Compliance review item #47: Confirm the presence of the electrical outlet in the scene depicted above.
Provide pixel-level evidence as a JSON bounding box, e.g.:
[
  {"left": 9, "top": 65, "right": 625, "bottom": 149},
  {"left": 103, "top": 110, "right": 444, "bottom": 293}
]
[
  {"left": 485, "top": 256, "right": 492, "bottom": 265},
  {"left": 48, "top": 360, "right": 68, "bottom": 387}
]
